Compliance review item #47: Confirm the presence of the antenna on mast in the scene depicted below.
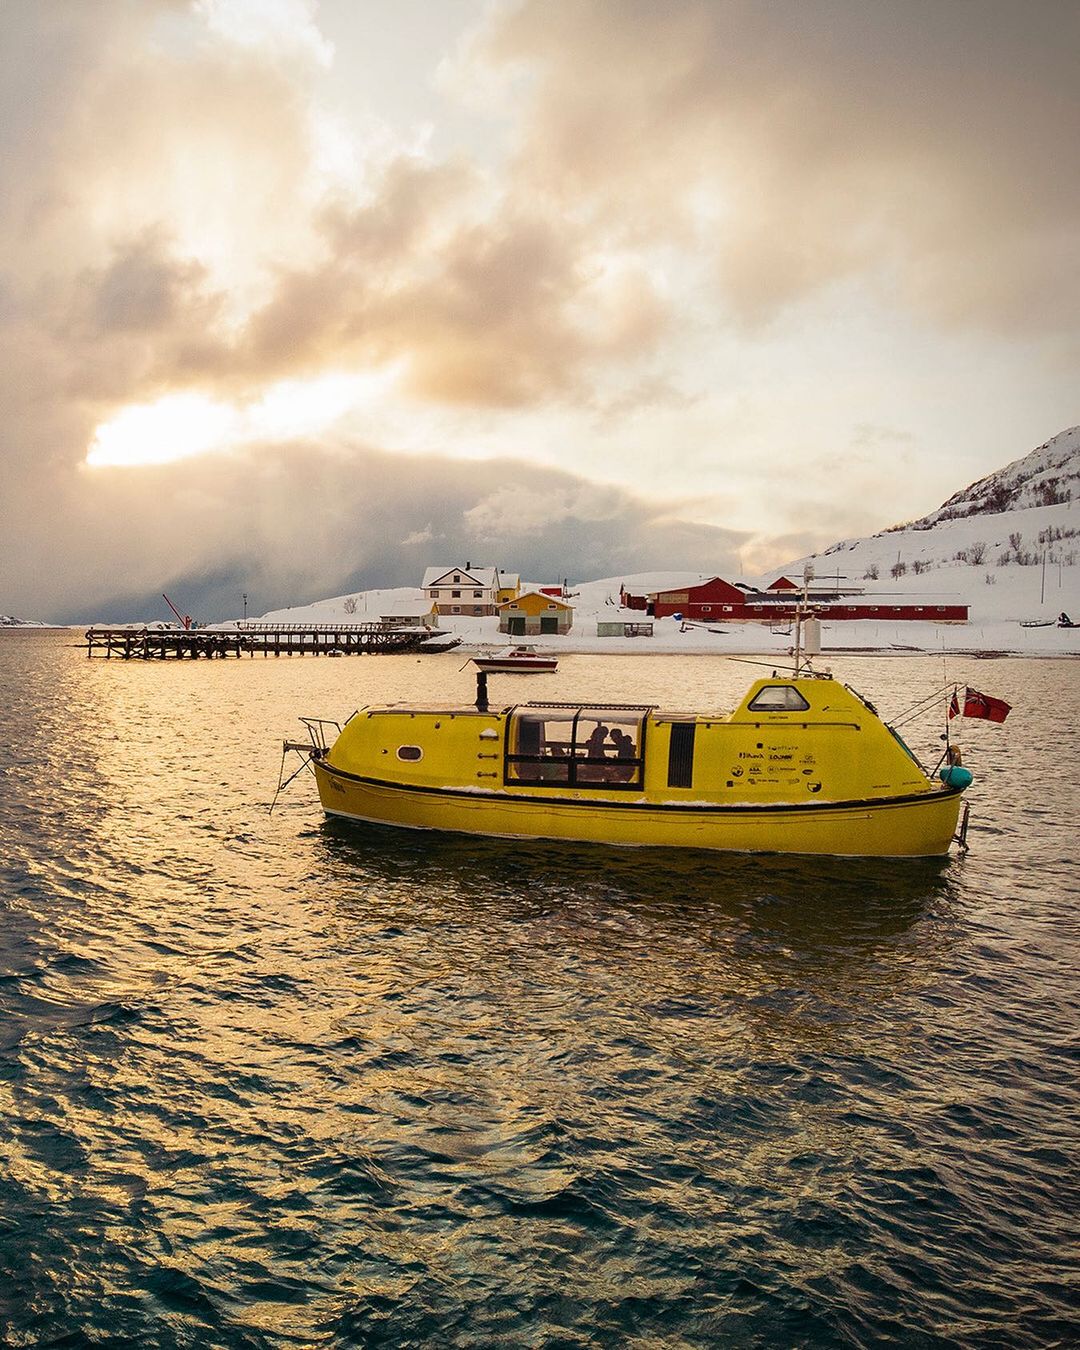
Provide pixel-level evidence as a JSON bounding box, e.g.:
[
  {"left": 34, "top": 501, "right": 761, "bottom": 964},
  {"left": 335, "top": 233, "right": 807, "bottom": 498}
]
[{"left": 793, "top": 565, "right": 820, "bottom": 676}]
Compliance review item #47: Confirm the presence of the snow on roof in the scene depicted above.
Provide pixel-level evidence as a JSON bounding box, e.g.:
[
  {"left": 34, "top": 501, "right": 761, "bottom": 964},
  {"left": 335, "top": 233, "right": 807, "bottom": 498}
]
[
  {"left": 379, "top": 598, "right": 436, "bottom": 617},
  {"left": 422, "top": 565, "right": 502, "bottom": 588},
  {"left": 500, "top": 590, "right": 573, "bottom": 609}
]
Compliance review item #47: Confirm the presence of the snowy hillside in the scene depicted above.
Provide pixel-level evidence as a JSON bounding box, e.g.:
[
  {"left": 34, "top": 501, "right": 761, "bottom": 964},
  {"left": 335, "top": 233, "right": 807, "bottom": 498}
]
[
  {"left": 776, "top": 427, "right": 1079, "bottom": 647},
  {"left": 233, "top": 429, "right": 1080, "bottom": 657},
  {"left": 914, "top": 426, "right": 1078, "bottom": 525}
]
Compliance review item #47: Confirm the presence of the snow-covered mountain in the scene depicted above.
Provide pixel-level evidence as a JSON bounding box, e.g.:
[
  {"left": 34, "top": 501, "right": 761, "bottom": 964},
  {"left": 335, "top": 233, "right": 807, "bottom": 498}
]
[
  {"left": 787, "top": 426, "right": 1079, "bottom": 586},
  {"left": 913, "top": 426, "right": 1078, "bottom": 526},
  {"left": 0, "top": 615, "right": 50, "bottom": 627}
]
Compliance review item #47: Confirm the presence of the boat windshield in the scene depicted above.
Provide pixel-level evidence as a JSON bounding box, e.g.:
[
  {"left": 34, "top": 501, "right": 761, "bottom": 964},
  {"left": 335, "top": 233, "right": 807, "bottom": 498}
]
[{"left": 505, "top": 706, "right": 645, "bottom": 788}]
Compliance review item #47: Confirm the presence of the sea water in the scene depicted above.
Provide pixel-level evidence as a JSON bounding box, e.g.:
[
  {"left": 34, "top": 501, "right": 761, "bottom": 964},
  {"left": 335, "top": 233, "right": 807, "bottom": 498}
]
[{"left": 1, "top": 632, "right": 1077, "bottom": 1346}]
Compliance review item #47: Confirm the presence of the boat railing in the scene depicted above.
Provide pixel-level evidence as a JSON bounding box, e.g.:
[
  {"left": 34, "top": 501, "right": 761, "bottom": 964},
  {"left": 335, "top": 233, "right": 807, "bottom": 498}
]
[
  {"left": 522, "top": 700, "right": 657, "bottom": 711},
  {"left": 298, "top": 716, "right": 342, "bottom": 753}
]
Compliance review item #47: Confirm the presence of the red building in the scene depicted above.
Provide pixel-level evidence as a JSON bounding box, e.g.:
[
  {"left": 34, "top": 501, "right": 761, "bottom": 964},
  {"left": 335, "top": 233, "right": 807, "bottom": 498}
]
[
  {"left": 621, "top": 577, "right": 967, "bottom": 623},
  {"left": 733, "top": 600, "right": 969, "bottom": 622},
  {"left": 650, "top": 577, "right": 748, "bottom": 619}
]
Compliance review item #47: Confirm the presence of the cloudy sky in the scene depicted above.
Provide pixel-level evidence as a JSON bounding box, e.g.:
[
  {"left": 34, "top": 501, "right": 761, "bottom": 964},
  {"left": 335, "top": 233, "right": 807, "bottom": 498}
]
[{"left": 2, "top": 0, "right": 1077, "bottom": 621}]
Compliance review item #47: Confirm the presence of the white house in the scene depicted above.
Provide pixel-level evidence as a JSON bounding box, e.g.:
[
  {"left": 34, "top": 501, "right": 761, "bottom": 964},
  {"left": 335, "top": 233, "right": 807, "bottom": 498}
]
[
  {"left": 421, "top": 564, "right": 519, "bottom": 616},
  {"left": 378, "top": 597, "right": 438, "bottom": 629}
]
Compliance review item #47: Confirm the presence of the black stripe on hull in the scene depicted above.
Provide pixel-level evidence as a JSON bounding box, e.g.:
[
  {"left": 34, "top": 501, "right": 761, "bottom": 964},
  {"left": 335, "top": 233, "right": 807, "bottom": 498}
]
[{"left": 315, "top": 760, "right": 961, "bottom": 818}]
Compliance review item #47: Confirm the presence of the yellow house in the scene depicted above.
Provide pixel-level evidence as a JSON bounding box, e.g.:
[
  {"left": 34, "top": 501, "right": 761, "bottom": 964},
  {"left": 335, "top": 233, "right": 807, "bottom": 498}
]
[
  {"left": 498, "top": 591, "right": 573, "bottom": 636},
  {"left": 496, "top": 572, "right": 521, "bottom": 605}
]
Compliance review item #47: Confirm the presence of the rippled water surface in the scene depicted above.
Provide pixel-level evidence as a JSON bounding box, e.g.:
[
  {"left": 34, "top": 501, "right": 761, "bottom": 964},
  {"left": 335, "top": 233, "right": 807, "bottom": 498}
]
[{"left": 1, "top": 632, "right": 1077, "bottom": 1347}]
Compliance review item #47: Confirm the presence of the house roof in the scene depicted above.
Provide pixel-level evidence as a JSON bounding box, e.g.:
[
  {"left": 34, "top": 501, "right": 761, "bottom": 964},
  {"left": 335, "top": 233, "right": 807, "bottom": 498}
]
[
  {"left": 422, "top": 565, "right": 501, "bottom": 588},
  {"left": 654, "top": 576, "right": 746, "bottom": 603},
  {"left": 379, "top": 598, "right": 436, "bottom": 617},
  {"left": 767, "top": 576, "right": 800, "bottom": 590},
  {"left": 499, "top": 590, "right": 573, "bottom": 612}
]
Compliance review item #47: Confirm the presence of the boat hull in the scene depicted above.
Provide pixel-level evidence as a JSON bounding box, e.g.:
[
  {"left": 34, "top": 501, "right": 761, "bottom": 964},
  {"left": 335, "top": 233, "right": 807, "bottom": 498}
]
[
  {"left": 472, "top": 659, "right": 558, "bottom": 673},
  {"left": 314, "top": 760, "right": 962, "bottom": 858}
]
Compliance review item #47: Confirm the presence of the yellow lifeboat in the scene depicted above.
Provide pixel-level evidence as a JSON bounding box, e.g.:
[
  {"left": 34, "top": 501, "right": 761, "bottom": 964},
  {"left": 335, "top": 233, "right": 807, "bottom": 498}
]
[{"left": 300, "top": 671, "right": 968, "bottom": 858}]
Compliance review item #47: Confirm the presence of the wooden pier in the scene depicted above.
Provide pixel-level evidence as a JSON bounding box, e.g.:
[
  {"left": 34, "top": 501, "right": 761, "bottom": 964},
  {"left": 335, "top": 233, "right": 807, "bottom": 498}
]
[{"left": 85, "top": 623, "right": 455, "bottom": 659}]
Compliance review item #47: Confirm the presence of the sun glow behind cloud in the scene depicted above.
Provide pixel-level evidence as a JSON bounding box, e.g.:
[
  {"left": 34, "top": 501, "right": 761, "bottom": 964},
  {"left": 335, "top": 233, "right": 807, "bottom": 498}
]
[{"left": 85, "top": 373, "right": 392, "bottom": 468}]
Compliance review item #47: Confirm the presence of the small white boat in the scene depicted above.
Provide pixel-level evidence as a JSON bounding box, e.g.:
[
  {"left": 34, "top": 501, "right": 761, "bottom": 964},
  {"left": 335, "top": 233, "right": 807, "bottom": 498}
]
[{"left": 472, "top": 645, "right": 558, "bottom": 674}]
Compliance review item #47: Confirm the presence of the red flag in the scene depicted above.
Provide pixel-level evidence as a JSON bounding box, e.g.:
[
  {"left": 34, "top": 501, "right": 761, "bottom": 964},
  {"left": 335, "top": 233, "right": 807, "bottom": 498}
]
[
  {"left": 947, "top": 690, "right": 961, "bottom": 720},
  {"left": 962, "top": 687, "right": 1011, "bottom": 723}
]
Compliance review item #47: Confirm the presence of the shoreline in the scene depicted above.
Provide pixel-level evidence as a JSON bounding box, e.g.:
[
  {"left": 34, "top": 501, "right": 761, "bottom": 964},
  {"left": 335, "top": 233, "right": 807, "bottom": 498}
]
[
  {"left": 453, "top": 643, "right": 1080, "bottom": 660},
  {"left": 4, "top": 626, "right": 1077, "bottom": 660}
]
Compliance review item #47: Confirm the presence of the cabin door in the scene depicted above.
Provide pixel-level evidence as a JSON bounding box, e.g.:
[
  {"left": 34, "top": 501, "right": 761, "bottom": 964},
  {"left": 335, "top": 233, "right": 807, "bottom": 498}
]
[
  {"left": 539, "top": 616, "right": 559, "bottom": 634},
  {"left": 508, "top": 617, "right": 526, "bottom": 635}
]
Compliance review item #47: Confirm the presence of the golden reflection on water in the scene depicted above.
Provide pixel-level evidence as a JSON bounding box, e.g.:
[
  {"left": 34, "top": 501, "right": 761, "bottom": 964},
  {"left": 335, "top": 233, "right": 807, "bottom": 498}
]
[{"left": 3, "top": 634, "right": 1078, "bottom": 1346}]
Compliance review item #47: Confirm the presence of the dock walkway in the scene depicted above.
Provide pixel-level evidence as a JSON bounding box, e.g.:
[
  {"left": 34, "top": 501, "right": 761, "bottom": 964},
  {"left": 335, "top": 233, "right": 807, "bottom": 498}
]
[{"left": 85, "top": 623, "right": 452, "bottom": 659}]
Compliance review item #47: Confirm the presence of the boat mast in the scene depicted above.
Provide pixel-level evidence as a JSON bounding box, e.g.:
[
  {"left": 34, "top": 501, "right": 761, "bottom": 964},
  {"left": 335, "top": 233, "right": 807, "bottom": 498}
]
[{"left": 792, "top": 565, "right": 821, "bottom": 677}]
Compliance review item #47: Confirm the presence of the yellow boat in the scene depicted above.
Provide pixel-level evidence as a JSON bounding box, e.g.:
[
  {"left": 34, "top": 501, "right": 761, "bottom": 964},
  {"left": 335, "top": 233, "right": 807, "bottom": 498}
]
[{"left": 294, "top": 668, "right": 970, "bottom": 858}]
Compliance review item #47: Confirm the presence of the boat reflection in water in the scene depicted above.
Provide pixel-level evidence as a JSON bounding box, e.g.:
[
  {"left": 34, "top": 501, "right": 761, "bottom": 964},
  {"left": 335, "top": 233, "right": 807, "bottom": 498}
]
[{"left": 315, "top": 817, "right": 960, "bottom": 1014}]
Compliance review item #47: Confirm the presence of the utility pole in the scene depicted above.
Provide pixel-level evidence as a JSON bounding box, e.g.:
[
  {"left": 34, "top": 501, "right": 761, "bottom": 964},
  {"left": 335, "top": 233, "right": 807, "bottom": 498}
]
[
  {"left": 1040, "top": 553, "right": 1045, "bottom": 605},
  {"left": 243, "top": 593, "right": 248, "bottom": 621}
]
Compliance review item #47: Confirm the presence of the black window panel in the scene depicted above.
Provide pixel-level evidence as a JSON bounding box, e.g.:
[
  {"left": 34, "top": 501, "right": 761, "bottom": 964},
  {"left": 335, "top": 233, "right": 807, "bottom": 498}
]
[
  {"left": 504, "top": 708, "right": 645, "bottom": 790},
  {"left": 517, "top": 719, "right": 542, "bottom": 756},
  {"left": 667, "top": 722, "right": 696, "bottom": 788}
]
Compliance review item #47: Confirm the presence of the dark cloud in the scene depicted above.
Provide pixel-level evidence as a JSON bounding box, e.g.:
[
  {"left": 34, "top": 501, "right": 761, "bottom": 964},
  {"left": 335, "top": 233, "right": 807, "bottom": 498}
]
[
  {"left": 240, "top": 167, "right": 671, "bottom": 406},
  {"left": 477, "top": 0, "right": 1080, "bottom": 334},
  {"left": 44, "top": 442, "right": 747, "bottom": 623},
  {"left": 86, "top": 231, "right": 214, "bottom": 336}
]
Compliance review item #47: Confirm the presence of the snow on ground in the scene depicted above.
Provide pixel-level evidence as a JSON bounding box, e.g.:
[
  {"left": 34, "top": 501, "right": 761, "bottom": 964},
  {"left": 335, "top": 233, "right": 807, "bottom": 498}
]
[
  {"left": 223, "top": 429, "right": 1080, "bottom": 657},
  {"left": 229, "top": 556, "right": 1079, "bottom": 657},
  {"left": 256, "top": 587, "right": 428, "bottom": 626}
]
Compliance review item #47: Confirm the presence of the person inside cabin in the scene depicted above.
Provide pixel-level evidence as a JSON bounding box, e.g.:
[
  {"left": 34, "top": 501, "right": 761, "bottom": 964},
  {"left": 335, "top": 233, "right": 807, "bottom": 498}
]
[
  {"left": 608, "top": 728, "right": 636, "bottom": 781},
  {"left": 585, "top": 724, "right": 610, "bottom": 758},
  {"left": 609, "top": 728, "right": 631, "bottom": 756}
]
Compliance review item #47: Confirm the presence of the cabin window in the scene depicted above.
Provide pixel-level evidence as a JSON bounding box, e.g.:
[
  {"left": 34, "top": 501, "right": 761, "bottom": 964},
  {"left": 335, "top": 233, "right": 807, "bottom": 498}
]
[
  {"left": 397, "top": 745, "right": 423, "bottom": 761},
  {"left": 747, "top": 685, "right": 810, "bottom": 712},
  {"left": 505, "top": 707, "right": 644, "bottom": 788},
  {"left": 667, "top": 722, "right": 696, "bottom": 788},
  {"left": 451, "top": 589, "right": 461, "bottom": 598}
]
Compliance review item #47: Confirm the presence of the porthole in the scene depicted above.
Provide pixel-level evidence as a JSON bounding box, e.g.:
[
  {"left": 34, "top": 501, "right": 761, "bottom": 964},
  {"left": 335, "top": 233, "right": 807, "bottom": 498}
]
[{"left": 397, "top": 745, "right": 423, "bottom": 761}]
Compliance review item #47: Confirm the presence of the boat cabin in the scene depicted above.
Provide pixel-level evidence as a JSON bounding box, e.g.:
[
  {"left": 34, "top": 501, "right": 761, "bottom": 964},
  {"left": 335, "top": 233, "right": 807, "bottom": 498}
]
[
  {"left": 506, "top": 704, "right": 650, "bottom": 787},
  {"left": 336, "top": 676, "right": 932, "bottom": 808}
]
